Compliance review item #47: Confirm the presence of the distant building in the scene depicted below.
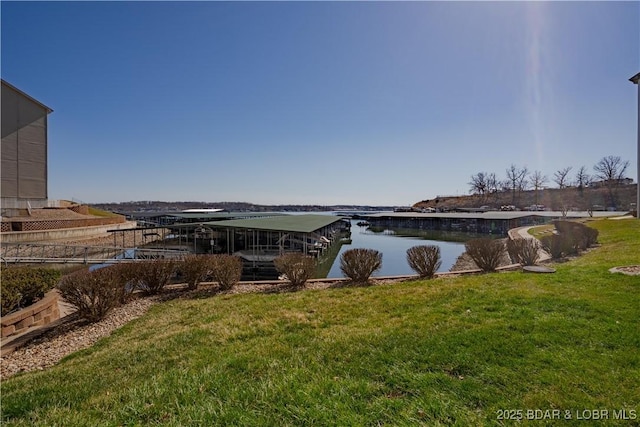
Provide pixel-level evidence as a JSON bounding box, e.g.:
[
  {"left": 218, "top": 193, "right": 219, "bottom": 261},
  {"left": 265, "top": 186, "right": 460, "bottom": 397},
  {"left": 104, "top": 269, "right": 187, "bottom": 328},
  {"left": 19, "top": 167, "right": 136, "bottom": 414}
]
[
  {"left": 1, "top": 80, "right": 53, "bottom": 213},
  {"left": 589, "top": 178, "right": 634, "bottom": 188}
]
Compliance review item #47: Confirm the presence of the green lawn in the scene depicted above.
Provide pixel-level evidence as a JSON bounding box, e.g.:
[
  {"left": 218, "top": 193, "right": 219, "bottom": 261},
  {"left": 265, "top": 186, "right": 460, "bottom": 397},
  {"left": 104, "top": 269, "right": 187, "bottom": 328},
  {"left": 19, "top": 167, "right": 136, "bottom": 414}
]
[{"left": 2, "top": 219, "right": 639, "bottom": 426}]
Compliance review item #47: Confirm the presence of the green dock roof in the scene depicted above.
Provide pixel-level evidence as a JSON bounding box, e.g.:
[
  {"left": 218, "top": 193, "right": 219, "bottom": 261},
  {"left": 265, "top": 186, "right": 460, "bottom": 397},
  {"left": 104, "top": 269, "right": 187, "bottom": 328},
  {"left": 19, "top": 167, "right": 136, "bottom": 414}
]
[{"left": 202, "top": 214, "right": 346, "bottom": 233}]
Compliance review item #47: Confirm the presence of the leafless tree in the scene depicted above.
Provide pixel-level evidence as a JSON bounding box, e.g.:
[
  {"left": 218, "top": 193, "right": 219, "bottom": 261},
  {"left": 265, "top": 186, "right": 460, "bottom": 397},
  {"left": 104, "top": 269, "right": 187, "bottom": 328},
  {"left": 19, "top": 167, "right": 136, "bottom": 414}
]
[
  {"left": 553, "top": 167, "right": 573, "bottom": 189},
  {"left": 575, "top": 165, "right": 592, "bottom": 194},
  {"left": 469, "top": 172, "right": 501, "bottom": 204},
  {"left": 530, "top": 170, "right": 548, "bottom": 207},
  {"left": 593, "top": 155, "right": 629, "bottom": 183},
  {"left": 517, "top": 166, "right": 530, "bottom": 192},
  {"left": 593, "top": 155, "right": 630, "bottom": 209},
  {"left": 468, "top": 172, "right": 489, "bottom": 196},
  {"left": 506, "top": 164, "right": 529, "bottom": 205},
  {"left": 499, "top": 179, "right": 512, "bottom": 193},
  {"left": 486, "top": 173, "right": 500, "bottom": 197}
]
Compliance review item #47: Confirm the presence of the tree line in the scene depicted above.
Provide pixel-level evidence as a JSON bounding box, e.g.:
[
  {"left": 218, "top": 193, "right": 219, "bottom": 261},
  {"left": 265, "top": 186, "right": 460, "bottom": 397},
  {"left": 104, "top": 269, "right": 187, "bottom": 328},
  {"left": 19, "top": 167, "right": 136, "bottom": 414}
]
[{"left": 468, "top": 155, "right": 631, "bottom": 208}]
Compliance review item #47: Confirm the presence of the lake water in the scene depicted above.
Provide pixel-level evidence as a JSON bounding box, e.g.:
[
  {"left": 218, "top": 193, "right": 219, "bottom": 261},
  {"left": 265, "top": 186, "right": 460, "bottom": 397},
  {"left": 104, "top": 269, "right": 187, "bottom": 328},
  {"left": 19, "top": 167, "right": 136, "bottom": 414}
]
[{"left": 326, "top": 220, "right": 470, "bottom": 278}]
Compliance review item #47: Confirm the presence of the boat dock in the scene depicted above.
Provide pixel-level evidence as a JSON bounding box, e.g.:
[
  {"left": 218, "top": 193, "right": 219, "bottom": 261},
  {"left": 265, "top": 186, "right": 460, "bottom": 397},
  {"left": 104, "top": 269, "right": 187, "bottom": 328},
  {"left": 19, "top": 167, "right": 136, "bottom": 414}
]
[{"left": 361, "top": 211, "right": 627, "bottom": 235}]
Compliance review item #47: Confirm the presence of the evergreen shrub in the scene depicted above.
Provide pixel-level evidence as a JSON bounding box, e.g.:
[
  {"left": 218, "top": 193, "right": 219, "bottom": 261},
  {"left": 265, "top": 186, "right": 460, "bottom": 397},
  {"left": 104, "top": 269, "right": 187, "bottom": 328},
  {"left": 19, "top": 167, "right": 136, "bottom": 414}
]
[{"left": 0, "top": 267, "right": 61, "bottom": 315}]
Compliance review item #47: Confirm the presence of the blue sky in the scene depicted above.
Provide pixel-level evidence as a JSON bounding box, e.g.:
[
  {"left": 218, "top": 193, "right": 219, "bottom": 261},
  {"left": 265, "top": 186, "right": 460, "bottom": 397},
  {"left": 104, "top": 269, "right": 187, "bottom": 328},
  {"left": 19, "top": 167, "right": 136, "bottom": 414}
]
[{"left": 2, "top": 1, "right": 638, "bottom": 206}]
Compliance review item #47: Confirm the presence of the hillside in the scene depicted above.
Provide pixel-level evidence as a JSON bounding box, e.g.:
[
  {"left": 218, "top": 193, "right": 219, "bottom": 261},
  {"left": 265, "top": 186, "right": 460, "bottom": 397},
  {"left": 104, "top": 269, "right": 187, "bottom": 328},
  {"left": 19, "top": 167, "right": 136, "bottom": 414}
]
[{"left": 414, "top": 184, "right": 637, "bottom": 212}]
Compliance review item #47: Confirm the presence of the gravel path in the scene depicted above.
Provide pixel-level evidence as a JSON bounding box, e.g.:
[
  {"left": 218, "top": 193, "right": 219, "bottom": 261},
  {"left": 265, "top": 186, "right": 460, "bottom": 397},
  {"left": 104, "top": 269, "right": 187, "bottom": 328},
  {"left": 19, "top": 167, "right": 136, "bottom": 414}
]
[{"left": 1, "top": 297, "right": 158, "bottom": 379}]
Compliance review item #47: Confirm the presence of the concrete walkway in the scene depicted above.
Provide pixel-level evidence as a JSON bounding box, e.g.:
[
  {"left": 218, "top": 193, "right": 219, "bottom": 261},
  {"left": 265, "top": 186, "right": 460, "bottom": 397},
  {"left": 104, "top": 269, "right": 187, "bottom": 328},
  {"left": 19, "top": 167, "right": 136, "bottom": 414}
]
[{"left": 508, "top": 225, "right": 551, "bottom": 262}]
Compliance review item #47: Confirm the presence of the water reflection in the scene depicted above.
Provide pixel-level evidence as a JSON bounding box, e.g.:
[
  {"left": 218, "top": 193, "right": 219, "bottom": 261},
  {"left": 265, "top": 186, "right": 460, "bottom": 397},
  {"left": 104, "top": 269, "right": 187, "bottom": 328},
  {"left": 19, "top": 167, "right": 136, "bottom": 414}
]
[{"left": 326, "top": 221, "right": 481, "bottom": 278}]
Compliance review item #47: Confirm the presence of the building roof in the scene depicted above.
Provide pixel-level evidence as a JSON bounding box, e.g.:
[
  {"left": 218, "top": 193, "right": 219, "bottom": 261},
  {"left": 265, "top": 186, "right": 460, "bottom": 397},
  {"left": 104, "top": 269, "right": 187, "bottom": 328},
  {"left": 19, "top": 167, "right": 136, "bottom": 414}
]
[
  {"left": 200, "top": 214, "right": 346, "bottom": 233},
  {"left": 630, "top": 72, "right": 640, "bottom": 84},
  {"left": 170, "top": 212, "right": 286, "bottom": 220},
  {"left": 1, "top": 79, "right": 53, "bottom": 113},
  {"left": 121, "top": 211, "right": 285, "bottom": 220}
]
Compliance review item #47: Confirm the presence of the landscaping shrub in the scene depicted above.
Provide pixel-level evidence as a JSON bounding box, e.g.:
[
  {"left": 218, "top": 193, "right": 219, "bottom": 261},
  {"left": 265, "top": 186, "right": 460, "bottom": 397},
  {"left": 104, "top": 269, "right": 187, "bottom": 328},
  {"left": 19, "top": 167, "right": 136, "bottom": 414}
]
[
  {"left": 134, "top": 260, "right": 177, "bottom": 295},
  {"left": 57, "top": 266, "right": 125, "bottom": 323},
  {"left": 0, "top": 267, "right": 61, "bottom": 315},
  {"left": 105, "top": 263, "right": 138, "bottom": 304},
  {"left": 208, "top": 255, "right": 242, "bottom": 291},
  {"left": 274, "top": 252, "right": 316, "bottom": 288},
  {"left": 406, "top": 245, "right": 441, "bottom": 278},
  {"left": 180, "top": 255, "right": 212, "bottom": 290},
  {"left": 464, "top": 238, "right": 505, "bottom": 272},
  {"left": 340, "top": 248, "right": 382, "bottom": 284},
  {"left": 544, "top": 221, "right": 600, "bottom": 259},
  {"left": 583, "top": 226, "right": 599, "bottom": 248},
  {"left": 1, "top": 281, "right": 22, "bottom": 316},
  {"left": 506, "top": 238, "right": 540, "bottom": 266},
  {"left": 540, "top": 234, "right": 566, "bottom": 260}
]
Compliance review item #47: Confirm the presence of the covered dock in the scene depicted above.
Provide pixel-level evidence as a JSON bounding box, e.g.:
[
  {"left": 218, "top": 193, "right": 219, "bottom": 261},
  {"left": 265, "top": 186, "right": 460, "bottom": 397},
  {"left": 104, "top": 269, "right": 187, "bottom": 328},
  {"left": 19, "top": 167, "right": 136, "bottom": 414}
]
[
  {"left": 168, "top": 214, "right": 351, "bottom": 279},
  {"left": 362, "top": 211, "right": 626, "bottom": 235}
]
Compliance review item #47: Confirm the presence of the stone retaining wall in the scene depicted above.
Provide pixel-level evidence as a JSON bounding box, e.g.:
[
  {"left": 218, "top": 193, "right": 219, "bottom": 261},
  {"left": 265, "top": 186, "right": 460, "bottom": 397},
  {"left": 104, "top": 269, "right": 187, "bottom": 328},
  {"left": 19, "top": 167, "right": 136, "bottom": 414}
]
[{"left": 1, "top": 290, "right": 60, "bottom": 339}]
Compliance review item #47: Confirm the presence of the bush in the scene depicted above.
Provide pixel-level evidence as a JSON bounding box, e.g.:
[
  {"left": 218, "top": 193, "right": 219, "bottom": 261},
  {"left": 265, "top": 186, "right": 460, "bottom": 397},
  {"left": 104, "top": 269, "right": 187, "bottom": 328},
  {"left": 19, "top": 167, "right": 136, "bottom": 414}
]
[
  {"left": 0, "top": 267, "right": 61, "bottom": 315},
  {"left": 583, "top": 226, "right": 599, "bottom": 248},
  {"left": 180, "top": 255, "right": 212, "bottom": 290},
  {"left": 506, "top": 238, "right": 540, "bottom": 266},
  {"left": 105, "top": 263, "right": 138, "bottom": 304},
  {"left": 208, "top": 255, "right": 242, "bottom": 291},
  {"left": 464, "top": 238, "right": 505, "bottom": 272},
  {"left": 540, "top": 234, "right": 566, "bottom": 260},
  {"left": 274, "top": 252, "right": 316, "bottom": 288},
  {"left": 1, "top": 282, "right": 22, "bottom": 317},
  {"left": 340, "top": 248, "right": 382, "bottom": 284},
  {"left": 545, "top": 221, "right": 600, "bottom": 259},
  {"left": 57, "top": 266, "right": 125, "bottom": 323},
  {"left": 134, "top": 260, "right": 177, "bottom": 295},
  {"left": 406, "top": 245, "right": 441, "bottom": 278}
]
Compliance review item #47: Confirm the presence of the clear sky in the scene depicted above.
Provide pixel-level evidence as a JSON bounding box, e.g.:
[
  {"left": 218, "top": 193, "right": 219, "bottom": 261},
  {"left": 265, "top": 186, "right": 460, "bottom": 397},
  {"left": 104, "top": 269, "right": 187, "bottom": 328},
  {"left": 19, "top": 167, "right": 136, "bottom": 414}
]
[{"left": 2, "top": 1, "right": 638, "bottom": 206}]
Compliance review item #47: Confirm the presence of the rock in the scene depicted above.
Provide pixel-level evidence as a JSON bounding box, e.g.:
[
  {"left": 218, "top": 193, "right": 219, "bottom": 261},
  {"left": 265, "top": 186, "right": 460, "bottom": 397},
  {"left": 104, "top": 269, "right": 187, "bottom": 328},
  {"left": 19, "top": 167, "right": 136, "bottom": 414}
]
[{"left": 523, "top": 265, "right": 556, "bottom": 274}]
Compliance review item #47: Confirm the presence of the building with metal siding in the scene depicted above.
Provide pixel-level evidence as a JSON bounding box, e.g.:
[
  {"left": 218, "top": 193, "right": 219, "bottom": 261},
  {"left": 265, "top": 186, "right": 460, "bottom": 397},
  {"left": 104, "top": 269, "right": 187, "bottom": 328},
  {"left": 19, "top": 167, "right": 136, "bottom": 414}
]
[{"left": 1, "top": 80, "right": 53, "bottom": 213}]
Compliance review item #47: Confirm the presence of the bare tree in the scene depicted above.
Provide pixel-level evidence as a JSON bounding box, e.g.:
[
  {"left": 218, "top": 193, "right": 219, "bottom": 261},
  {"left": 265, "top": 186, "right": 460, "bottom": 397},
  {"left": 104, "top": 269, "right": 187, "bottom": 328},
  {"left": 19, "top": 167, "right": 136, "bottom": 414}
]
[
  {"left": 593, "top": 155, "right": 630, "bottom": 209},
  {"left": 506, "top": 164, "right": 529, "bottom": 206},
  {"left": 468, "top": 172, "right": 489, "bottom": 196},
  {"left": 530, "top": 170, "right": 548, "bottom": 207},
  {"left": 468, "top": 172, "right": 500, "bottom": 204},
  {"left": 486, "top": 173, "right": 500, "bottom": 198},
  {"left": 575, "top": 165, "right": 591, "bottom": 194},
  {"left": 516, "top": 166, "right": 530, "bottom": 192},
  {"left": 593, "top": 155, "right": 629, "bottom": 183},
  {"left": 499, "top": 179, "right": 512, "bottom": 193},
  {"left": 553, "top": 167, "right": 573, "bottom": 189}
]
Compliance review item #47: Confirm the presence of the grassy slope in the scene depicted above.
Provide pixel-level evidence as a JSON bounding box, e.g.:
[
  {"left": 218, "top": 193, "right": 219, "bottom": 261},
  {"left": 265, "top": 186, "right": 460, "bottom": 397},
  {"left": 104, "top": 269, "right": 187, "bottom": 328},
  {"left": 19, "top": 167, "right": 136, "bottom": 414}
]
[{"left": 2, "top": 219, "right": 639, "bottom": 426}]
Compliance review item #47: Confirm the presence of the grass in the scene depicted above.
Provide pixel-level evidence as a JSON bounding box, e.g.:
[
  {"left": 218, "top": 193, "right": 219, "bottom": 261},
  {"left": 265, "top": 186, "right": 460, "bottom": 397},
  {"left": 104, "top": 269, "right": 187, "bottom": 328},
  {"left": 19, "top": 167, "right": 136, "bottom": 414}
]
[
  {"left": 87, "top": 206, "right": 123, "bottom": 218},
  {"left": 2, "top": 219, "right": 639, "bottom": 426},
  {"left": 527, "top": 224, "right": 554, "bottom": 238}
]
